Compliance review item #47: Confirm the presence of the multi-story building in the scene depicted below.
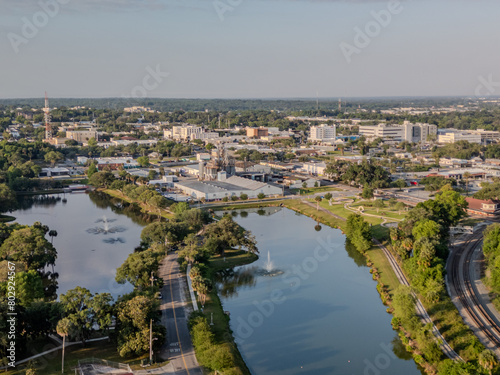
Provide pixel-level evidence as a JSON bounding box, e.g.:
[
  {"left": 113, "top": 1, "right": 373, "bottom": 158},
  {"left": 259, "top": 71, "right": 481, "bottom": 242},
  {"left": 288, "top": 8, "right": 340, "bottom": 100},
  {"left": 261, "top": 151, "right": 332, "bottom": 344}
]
[
  {"left": 359, "top": 121, "right": 437, "bottom": 143},
  {"left": 246, "top": 127, "right": 269, "bottom": 138},
  {"left": 468, "top": 129, "right": 500, "bottom": 143},
  {"left": 308, "top": 124, "right": 336, "bottom": 143},
  {"left": 164, "top": 125, "right": 203, "bottom": 141},
  {"left": 66, "top": 129, "right": 98, "bottom": 143},
  {"left": 437, "top": 130, "right": 481, "bottom": 144}
]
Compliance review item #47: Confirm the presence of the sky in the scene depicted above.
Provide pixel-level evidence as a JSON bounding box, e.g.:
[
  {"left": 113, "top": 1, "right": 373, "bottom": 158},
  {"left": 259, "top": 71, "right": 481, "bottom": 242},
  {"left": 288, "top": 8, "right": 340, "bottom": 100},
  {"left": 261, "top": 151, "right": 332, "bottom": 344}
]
[{"left": 1, "top": 0, "right": 500, "bottom": 99}]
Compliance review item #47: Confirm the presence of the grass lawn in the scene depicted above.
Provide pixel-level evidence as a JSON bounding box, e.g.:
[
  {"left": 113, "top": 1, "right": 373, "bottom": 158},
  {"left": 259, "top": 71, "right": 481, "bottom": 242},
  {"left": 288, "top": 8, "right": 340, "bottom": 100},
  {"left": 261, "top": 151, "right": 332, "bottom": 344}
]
[
  {"left": 5, "top": 340, "right": 165, "bottom": 375},
  {"left": 283, "top": 199, "right": 346, "bottom": 229},
  {"left": 350, "top": 201, "right": 407, "bottom": 221},
  {"left": 212, "top": 200, "right": 286, "bottom": 211},
  {"left": 290, "top": 186, "right": 342, "bottom": 195},
  {"left": 312, "top": 199, "right": 385, "bottom": 226},
  {"left": 210, "top": 249, "right": 259, "bottom": 272},
  {"left": 192, "top": 249, "right": 257, "bottom": 375},
  {"left": 366, "top": 245, "right": 401, "bottom": 295}
]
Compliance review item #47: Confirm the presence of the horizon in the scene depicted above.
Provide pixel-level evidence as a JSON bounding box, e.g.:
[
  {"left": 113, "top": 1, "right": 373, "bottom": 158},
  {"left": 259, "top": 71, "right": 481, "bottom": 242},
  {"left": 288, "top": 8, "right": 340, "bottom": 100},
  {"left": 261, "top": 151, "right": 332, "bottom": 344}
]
[{"left": 3, "top": 0, "right": 500, "bottom": 99}]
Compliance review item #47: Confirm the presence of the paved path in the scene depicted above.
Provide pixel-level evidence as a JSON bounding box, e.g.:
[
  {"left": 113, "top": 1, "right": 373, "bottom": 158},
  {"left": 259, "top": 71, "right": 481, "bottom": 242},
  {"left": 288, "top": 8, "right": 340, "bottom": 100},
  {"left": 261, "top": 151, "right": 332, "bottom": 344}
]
[
  {"left": 158, "top": 253, "right": 203, "bottom": 375},
  {"left": 374, "top": 240, "right": 462, "bottom": 361}
]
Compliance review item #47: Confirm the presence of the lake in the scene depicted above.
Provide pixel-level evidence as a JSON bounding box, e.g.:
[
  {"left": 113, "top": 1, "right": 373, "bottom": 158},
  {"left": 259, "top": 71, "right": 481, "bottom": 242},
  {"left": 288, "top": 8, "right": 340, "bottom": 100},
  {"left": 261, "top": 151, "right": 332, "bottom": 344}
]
[
  {"left": 12, "top": 192, "right": 150, "bottom": 298},
  {"left": 218, "top": 207, "right": 423, "bottom": 375}
]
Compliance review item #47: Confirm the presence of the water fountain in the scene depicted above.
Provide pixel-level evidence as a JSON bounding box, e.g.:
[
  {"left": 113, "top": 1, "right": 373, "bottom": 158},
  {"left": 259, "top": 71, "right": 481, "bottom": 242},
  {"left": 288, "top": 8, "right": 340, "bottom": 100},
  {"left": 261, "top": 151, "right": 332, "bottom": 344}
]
[
  {"left": 264, "top": 251, "right": 274, "bottom": 273},
  {"left": 86, "top": 215, "right": 126, "bottom": 237},
  {"left": 257, "top": 251, "right": 283, "bottom": 277}
]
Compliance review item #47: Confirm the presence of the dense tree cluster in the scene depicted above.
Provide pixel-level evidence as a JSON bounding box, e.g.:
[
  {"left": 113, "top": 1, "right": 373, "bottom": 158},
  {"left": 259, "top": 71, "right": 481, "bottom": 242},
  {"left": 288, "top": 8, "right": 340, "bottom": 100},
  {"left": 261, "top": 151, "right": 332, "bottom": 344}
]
[
  {"left": 345, "top": 214, "right": 372, "bottom": 253},
  {"left": 325, "top": 159, "right": 390, "bottom": 188},
  {"left": 419, "top": 176, "right": 457, "bottom": 192},
  {"left": 474, "top": 181, "right": 500, "bottom": 200},
  {"left": 189, "top": 313, "right": 242, "bottom": 374},
  {"left": 0, "top": 221, "right": 62, "bottom": 365},
  {"left": 481, "top": 224, "right": 500, "bottom": 298},
  {"left": 388, "top": 190, "right": 493, "bottom": 371}
]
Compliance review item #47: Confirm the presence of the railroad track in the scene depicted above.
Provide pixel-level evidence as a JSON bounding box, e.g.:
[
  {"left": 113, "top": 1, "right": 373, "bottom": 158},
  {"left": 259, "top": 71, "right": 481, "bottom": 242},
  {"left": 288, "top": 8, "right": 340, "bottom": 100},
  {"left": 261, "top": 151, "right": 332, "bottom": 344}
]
[
  {"left": 448, "top": 230, "right": 500, "bottom": 352},
  {"left": 375, "top": 240, "right": 462, "bottom": 361}
]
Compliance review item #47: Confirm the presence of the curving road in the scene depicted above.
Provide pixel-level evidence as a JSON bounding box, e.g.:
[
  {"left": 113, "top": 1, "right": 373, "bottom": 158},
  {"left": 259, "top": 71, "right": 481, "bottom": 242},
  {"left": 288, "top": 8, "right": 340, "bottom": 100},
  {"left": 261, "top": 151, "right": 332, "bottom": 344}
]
[
  {"left": 158, "top": 253, "right": 203, "bottom": 375},
  {"left": 447, "top": 229, "right": 500, "bottom": 357}
]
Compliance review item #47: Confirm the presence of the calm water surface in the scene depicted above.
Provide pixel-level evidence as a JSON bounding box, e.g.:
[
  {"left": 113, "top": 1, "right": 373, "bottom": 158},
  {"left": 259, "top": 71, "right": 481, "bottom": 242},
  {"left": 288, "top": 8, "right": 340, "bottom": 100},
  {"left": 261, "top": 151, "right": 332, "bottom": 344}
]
[
  {"left": 12, "top": 192, "right": 147, "bottom": 297},
  {"left": 218, "top": 207, "right": 423, "bottom": 375}
]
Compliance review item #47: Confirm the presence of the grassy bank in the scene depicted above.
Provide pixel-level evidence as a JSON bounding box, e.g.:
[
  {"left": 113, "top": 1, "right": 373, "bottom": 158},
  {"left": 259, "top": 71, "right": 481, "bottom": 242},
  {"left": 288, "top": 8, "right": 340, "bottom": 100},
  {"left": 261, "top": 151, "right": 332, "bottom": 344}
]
[
  {"left": 206, "top": 199, "right": 287, "bottom": 211},
  {"left": 190, "top": 249, "right": 258, "bottom": 375},
  {"left": 290, "top": 186, "right": 342, "bottom": 195},
  {"left": 101, "top": 188, "right": 174, "bottom": 219},
  {"left": 4, "top": 340, "right": 166, "bottom": 375}
]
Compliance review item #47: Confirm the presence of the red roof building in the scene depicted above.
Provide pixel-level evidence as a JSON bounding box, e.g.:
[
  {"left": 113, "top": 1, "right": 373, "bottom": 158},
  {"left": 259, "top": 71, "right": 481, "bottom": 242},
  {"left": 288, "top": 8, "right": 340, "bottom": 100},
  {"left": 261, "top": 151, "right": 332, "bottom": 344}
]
[{"left": 465, "top": 197, "right": 500, "bottom": 217}]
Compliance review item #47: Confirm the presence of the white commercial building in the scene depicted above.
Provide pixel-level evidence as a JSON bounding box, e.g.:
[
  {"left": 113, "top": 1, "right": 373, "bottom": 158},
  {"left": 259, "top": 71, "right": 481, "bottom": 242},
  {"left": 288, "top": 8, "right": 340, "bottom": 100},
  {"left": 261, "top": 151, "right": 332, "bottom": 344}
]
[
  {"left": 359, "top": 121, "right": 437, "bottom": 143},
  {"left": 438, "top": 130, "right": 482, "bottom": 144},
  {"left": 308, "top": 124, "right": 336, "bottom": 143},
  {"left": 174, "top": 174, "right": 282, "bottom": 200},
  {"left": 164, "top": 125, "right": 202, "bottom": 141},
  {"left": 299, "top": 162, "right": 327, "bottom": 176}
]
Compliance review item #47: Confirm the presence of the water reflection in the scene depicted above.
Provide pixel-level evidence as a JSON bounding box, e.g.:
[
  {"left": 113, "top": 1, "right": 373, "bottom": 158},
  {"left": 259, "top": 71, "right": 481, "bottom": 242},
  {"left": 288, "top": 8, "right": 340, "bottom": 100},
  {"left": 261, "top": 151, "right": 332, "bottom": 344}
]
[
  {"left": 17, "top": 194, "right": 63, "bottom": 210},
  {"left": 216, "top": 267, "right": 257, "bottom": 298},
  {"left": 88, "top": 191, "right": 161, "bottom": 225},
  {"left": 13, "top": 193, "right": 144, "bottom": 297},
  {"left": 103, "top": 237, "right": 126, "bottom": 244},
  {"left": 86, "top": 215, "right": 126, "bottom": 235},
  {"left": 344, "top": 237, "right": 367, "bottom": 268}
]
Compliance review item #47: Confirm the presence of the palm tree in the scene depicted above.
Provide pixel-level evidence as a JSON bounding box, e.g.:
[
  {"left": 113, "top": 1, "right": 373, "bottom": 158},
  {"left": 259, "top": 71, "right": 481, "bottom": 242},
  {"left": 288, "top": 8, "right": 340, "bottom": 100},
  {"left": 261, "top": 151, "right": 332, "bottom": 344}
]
[
  {"left": 463, "top": 172, "right": 472, "bottom": 196},
  {"left": 315, "top": 196, "right": 322, "bottom": 211},
  {"left": 337, "top": 144, "right": 345, "bottom": 156},
  {"left": 56, "top": 318, "right": 73, "bottom": 374},
  {"left": 48, "top": 230, "right": 58, "bottom": 244}
]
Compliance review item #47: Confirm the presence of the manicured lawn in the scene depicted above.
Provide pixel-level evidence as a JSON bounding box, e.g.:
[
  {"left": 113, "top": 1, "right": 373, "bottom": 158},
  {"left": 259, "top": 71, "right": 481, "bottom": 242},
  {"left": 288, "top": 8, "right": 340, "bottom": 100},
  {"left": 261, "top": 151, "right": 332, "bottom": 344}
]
[
  {"left": 366, "top": 245, "right": 401, "bottom": 295},
  {"left": 291, "top": 186, "right": 342, "bottom": 195},
  {"left": 313, "top": 199, "right": 385, "bottom": 225},
  {"left": 210, "top": 249, "right": 259, "bottom": 272},
  {"left": 283, "top": 200, "right": 346, "bottom": 229},
  {"left": 5, "top": 340, "right": 164, "bottom": 375}
]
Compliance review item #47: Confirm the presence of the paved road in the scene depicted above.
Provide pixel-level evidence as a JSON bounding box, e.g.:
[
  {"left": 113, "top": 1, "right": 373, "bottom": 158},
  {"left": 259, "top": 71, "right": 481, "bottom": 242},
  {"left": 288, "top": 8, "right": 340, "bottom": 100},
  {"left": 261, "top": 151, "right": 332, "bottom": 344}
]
[{"left": 158, "top": 253, "right": 203, "bottom": 375}]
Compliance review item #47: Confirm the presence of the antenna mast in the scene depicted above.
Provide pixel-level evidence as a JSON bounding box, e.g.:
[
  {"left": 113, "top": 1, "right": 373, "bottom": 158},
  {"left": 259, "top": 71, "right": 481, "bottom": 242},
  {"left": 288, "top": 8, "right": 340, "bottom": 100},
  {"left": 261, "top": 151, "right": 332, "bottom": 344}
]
[{"left": 44, "top": 92, "right": 52, "bottom": 139}]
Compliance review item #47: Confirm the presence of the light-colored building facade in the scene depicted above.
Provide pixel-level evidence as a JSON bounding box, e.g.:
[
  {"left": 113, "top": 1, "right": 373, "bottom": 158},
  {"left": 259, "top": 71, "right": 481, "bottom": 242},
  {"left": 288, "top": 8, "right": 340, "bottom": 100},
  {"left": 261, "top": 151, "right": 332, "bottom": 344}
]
[
  {"left": 247, "top": 127, "right": 269, "bottom": 138},
  {"left": 165, "top": 125, "right": 203, "bottom": 141},
  {"left": 174, "top": 175, "right": 282, "bottom": 200},
  {"left": 66, "top": 129, "right": 98, "bottom": 143},
  {"left": 308, "top": 124, "right": 336, "bottom": 142},
  {"left": 359, "top": 121, "right": 437, "bottom": 143},
  {"left": 437, "top": 130, "right": 482, "bottom": 144}
]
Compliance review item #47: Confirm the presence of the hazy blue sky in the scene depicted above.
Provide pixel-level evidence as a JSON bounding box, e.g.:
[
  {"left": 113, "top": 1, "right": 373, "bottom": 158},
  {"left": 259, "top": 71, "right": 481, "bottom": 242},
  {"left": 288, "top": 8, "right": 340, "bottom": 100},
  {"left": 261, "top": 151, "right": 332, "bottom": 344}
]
[{"left": 1, "top": 0, "right": 500, "bottom": 99}]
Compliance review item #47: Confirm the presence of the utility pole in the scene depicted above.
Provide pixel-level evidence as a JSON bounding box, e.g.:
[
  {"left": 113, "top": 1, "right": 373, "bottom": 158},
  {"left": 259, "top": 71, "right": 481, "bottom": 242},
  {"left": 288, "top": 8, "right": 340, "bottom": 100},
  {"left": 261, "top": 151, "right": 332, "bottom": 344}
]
[
  {"left": 149, "top": 318, "right": 153, "bottom": 364},
  {"left": 149, "top": 271, "right": 157, "bottom": 364}
]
